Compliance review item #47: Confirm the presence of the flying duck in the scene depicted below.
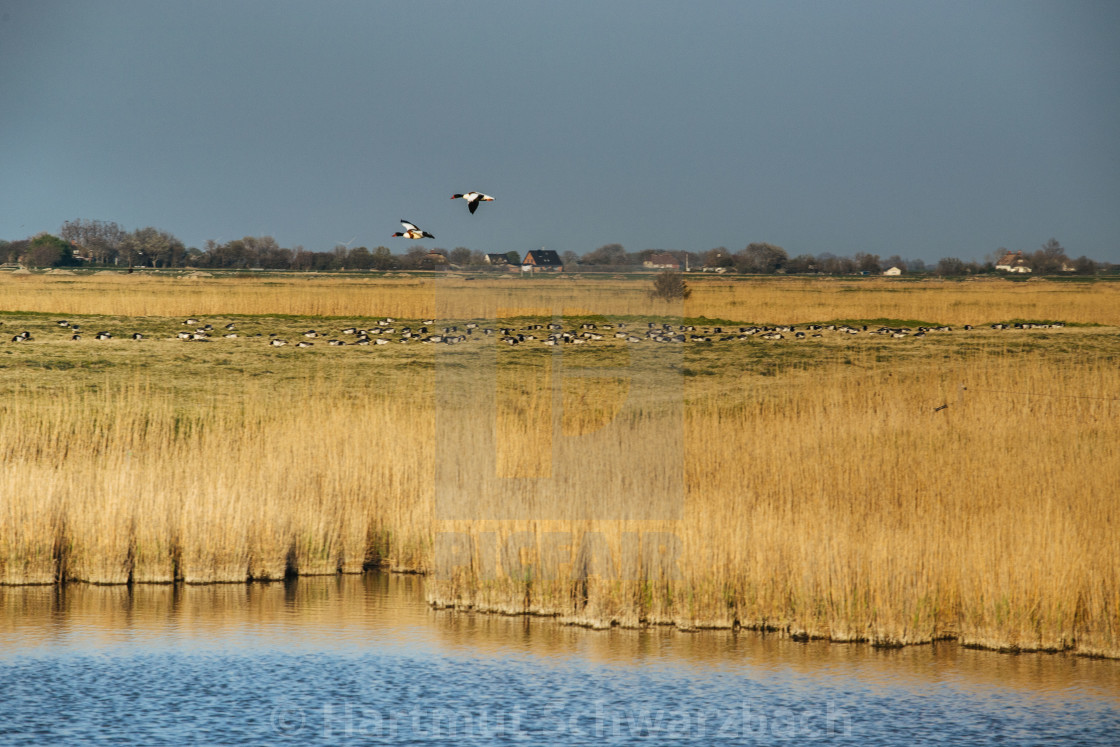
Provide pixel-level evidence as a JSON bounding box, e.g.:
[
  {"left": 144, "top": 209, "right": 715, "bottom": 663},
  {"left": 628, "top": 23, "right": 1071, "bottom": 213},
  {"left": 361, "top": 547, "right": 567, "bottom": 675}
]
[
  {"left": 392, "top": 220, "right": 434, "bottom": 239},
  {"left": 451, "top": 192, "right": 494, "bottom": 214}
]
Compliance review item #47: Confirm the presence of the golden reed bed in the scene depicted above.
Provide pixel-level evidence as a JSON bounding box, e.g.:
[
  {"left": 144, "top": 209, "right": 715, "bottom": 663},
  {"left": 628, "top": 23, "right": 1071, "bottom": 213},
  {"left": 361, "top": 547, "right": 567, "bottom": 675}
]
[
  {"left": 4, "top": 271, "right": 1120, "bottom": 325},
  {"left": 1, "top": 271, "right": 1118, "bottom": 657}
]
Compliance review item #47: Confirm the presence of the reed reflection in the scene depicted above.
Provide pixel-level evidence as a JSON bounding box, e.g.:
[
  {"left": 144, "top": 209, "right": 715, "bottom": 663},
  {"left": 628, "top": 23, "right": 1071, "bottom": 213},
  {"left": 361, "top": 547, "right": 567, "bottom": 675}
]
[{"left": 2, "top": 573, "right": 1117, "bottom": 708}]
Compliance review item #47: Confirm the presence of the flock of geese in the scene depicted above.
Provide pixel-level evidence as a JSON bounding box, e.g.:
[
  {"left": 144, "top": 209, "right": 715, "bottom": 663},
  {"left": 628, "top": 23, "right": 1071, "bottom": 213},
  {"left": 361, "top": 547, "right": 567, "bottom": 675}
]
[
  {"left": 245, "top": 319, "right": 1068, "bottom": 348},
  {"left": 3, "top": 318, "right": 1059, "bottom": 347}
]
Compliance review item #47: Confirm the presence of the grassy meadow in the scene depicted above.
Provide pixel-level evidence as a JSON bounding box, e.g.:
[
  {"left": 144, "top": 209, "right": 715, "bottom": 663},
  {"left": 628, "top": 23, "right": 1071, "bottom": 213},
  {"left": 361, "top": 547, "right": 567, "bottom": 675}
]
[{"left": 1, "top": 270, "right": 1119, "bottom": 657}]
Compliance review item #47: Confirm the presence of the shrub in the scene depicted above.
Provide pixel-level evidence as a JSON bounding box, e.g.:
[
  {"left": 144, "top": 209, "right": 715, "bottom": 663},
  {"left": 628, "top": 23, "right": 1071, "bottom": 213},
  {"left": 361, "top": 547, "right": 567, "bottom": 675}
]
[{"left": 650, "top": 271, "right": 691, "bottom": 301}]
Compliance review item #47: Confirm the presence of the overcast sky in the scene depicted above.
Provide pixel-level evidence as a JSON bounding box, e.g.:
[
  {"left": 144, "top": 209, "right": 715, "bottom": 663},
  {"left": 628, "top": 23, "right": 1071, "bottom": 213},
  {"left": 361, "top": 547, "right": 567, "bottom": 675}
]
[{"left": 2, "top": 1, "right": 1118, "bottom": 262}]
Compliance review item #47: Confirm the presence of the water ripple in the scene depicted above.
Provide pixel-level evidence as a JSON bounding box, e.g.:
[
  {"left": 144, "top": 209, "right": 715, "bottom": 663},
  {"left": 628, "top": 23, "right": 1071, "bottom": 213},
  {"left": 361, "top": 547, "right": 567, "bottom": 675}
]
[{"left": 2, "top": 575, "right": 1118, "bottom": 746}]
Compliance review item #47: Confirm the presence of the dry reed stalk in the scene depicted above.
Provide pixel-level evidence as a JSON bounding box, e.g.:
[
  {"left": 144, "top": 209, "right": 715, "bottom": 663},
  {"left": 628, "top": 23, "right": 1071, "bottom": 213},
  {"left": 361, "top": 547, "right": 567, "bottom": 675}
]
[
  {"left": 3, "top": 340, "right": 1111, "bottom": 655},
  {"left": 0, "top": 469, "right": 61, "bottom": 585},
  {"left": 682, "top": 354, "right": 1119, "bottom": 653},
  {"left": 427, "top": 519, "right": 693, "bottom": 630},
  {"left": 425, "top": 345, "right": 1120, "bottom": 655},
  {"left": 0, "top": 373, "right": 436, "bottom": 585},
  {"left": 6, "top": 274, "right": 1120, "bottom": 325},
  {"left": 683, "top": 277, "right": 1120, "bottom": 326},
  {"left": 61, "top": 463, "right": 135, "bottom": 584},
  {"left": 0, "top": 274, "right": 439, "bottom": 318},
  {"left": 2, "top": 277, "right": 1119, "bottom": 655}
]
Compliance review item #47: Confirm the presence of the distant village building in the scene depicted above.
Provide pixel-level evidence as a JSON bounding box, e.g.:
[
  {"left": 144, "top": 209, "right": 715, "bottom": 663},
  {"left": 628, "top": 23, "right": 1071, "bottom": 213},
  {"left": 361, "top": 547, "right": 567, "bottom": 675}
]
[
  {"left": 995, "top": 251, "right": 1032, "bottom": 273},
  {"left": 522, "top": 249, "right": 564, "bottom": 272},
  {"left": 882, "top": 266, "right": 903, "bottom": 276},
  {"left": 485, "top": 253, "right": 511, "bottom": 266},
  {"left": 643, "top": 252, "right": 680, "bottom": 270}
]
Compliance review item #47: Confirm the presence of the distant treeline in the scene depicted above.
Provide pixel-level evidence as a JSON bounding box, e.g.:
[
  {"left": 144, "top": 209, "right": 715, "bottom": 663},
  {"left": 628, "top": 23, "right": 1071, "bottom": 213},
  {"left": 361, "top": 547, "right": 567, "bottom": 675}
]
[{"left": 1, "top": 219, "right": 1115, "bottom": 275}]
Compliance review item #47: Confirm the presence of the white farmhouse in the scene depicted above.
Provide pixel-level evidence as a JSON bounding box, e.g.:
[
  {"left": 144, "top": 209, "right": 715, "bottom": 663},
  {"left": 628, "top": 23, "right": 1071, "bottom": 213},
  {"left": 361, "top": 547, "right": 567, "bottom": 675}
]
[{"left": 996, "top": 251, "right": 1032, "bottom": 273}]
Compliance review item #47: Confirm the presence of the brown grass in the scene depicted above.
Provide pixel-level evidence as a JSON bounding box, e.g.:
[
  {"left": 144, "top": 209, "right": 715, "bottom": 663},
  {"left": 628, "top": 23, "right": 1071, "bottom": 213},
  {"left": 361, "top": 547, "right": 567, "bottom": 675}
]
[
  {"left": 4, "top": 270, "right": 1120, "bottom": 325},
  {"left": 1, "top": 270, "right": 1118, "bottom": 657}
]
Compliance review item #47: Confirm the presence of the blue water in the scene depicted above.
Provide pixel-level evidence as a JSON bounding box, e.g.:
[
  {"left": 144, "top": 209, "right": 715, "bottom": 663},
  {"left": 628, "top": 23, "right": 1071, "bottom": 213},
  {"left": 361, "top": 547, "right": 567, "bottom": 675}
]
[{"left": 2, "top": 575, "right": 1118, "bottom": 745}]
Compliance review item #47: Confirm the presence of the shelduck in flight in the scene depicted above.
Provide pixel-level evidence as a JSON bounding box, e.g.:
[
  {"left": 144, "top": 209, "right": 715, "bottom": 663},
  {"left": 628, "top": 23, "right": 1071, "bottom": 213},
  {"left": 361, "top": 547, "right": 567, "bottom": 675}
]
[
  {"left": 392, "top": 220, "right": 435, "bottom": 239},
  {"left": 451, "top": 192, "right": 494, "bottom": 214}
]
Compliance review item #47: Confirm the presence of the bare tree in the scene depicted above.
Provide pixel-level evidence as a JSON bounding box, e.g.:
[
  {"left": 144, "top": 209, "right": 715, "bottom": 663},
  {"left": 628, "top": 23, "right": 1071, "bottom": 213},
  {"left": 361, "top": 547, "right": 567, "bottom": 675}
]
[
  {"left": 258, "top": 241, "right": 292, "bottom": 269},
  {"left": 120, "top": 226, "right": 171, "bottom": 268},
  {"left": 936, "top": 257, "right": 966, "bottom": 275},
  {"left": 702, "top": 247, "right": 733, "bottom": 268},
  {"left": 786, "top": 254, "right": 817, "bottom": 273},
  {"left": 401, "top": 246, "right": 430, "bottom": 270},
  {"left": 735, "top": 242, "right": 788, "bottom": 273},
  {"left": 854, "top": 252, "right": 882, "bottom": 274},
  {"left": 1032, "top": 238, "right": 1068, "bottom": 274},
  {"left": 1072, "top": 255, "right": 1098, "bottom": 275},
  {"left": 243, "top": 236, "right": 280, "bottom": 268},
  {"left": 448, "top": 247, "right": 472, "bottom": 266},
  {"left": 60, "top": 219, "right": 123, "bottom": 264},
  {"left": 582, "top": 243, "right": 627, "bottom": 265},
  {"left": 370, "top": 246, "right": 395, "bottom": 271},
  {"left": 816, "top": 253, "right": 855, "bottom": 275},
  {"left": 290, "top": 247, "right": 313, "bottom": 271}
]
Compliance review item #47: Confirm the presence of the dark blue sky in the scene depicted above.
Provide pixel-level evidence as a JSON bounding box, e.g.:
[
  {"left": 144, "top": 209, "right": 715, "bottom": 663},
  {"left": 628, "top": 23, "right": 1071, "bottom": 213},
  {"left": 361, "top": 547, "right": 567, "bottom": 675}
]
[{"left": 3, "top": 1, "right": 1118, "bottom": 262}]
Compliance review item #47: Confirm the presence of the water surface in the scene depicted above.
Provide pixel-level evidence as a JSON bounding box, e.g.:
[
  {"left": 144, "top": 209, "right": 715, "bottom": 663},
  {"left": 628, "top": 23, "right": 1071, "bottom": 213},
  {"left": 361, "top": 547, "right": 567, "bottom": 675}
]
[{"left": 2, "top": 574, "right": 1118, "bottom": 745}]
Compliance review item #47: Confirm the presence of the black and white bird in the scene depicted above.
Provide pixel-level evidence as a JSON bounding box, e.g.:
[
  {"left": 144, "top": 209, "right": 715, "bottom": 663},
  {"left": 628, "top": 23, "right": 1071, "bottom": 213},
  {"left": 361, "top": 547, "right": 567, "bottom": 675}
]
[
  {"left": 451, "top": 192, "right": 494, "bottom": 214},
  {"left": 392, "top": 220, "right": 435, "bottom": 239}
]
